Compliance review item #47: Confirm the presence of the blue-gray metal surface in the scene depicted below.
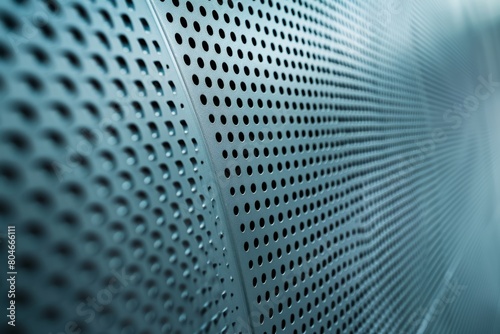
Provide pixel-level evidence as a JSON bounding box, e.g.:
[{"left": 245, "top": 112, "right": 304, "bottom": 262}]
[{"left": 0, "top": 0, "right": 499, "bottom": 334}]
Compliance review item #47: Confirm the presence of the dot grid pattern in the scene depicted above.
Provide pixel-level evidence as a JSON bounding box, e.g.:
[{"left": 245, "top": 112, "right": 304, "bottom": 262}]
[
  {"left": 0, "top": 0, "right": 498, "bottom": 334},
  {"left": 0, "top": 1, "right": 249, "bottom": 334},
  {"left": 150, "top": 0, "right": 496, "bottom": 334}
]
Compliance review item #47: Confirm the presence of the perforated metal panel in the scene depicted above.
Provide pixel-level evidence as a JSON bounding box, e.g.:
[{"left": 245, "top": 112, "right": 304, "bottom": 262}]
[
  {"left": 1, "top": 1, "right": 499, "bottom": 334},
  {"left": 0, "top": 1, "right": 249, "bottom": 333}
]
